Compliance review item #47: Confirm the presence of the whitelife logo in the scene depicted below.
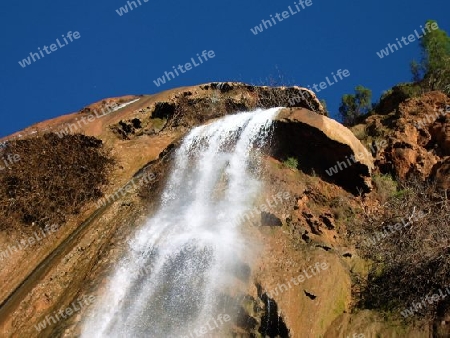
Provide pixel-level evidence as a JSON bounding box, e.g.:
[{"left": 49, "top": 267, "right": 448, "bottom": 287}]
[
  {"left": 0, "top": 224, "right": 59, "bottom": 262},
  {"left": 325, "top": 138, "right": 385, "bottom": 177},
  {"left": 115, "top": 0, "right": 149, "bottom": 16},
  {"left": 266, "top": 261, "right": 329, "bottom": 298},
  {"left": 96, "top": 171, "right": 156, "bottom": 208},
  {"left": 54, "top": 98, "right": 140, "bottom": 138},
  {"left": 376, "top": 22, "right": 439, "bottom": 59},
  {"left": 414, "top": 105, "right": 450, "bottom": 129},
  {"left": 237, "top": 192, "right": 290, "bottom": 226},
  {"left": 153, "top": 50, "right": 215, "bottom": 87},
  {"left": 35, "top": 295, "right": 95, "bottom": 332},
  {"left": 401, "top": 286, "right": 450, "bottom": 318},
  {"left": 288, "top": 69, "right": 350, "bottom": 107},
  {"left": 0, "top": 152, "right": 20, "bottom": 170},
  {"left": 18, "top": 31, "right": 81, "bottom": 68},
  {"left": 250, "top": 0, "right": 313, "bottom": 35}
]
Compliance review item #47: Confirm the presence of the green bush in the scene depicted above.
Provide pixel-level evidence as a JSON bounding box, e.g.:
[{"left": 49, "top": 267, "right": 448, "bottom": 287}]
[
  {"left": 411, "top": 20, "right": 450, "bottom": 94},
  {"left": 339, "top": 85, "right": 372, "bottom": 126},
  {"left": 283, "top": 157, "right": 298, "bottom": 169},
  {"left": 372, "top": 173, "right": 398, "bottom": 204},
  {"left": 396, "top": 83, "right": 423, "bottom": 99}
]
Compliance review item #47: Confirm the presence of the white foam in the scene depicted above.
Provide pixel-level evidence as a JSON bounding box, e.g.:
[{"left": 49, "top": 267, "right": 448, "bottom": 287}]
[{"left": 81, "top": 108, "right": 281, "bottom": 338}]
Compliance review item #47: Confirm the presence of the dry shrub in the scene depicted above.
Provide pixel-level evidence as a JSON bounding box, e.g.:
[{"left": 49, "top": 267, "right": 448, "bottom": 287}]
[
  {"left": 0, "top": 133, "right": 114, "bottom": 231},
  {"left": 372, "top": 173, "right": 399, "bottom": 204},
  {"left": 354, "top": 177, "right": 450, "bottom": 319}
]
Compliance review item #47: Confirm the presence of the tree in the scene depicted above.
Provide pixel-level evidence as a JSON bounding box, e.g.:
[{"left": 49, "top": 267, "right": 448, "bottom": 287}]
[
  {"left": 410, "top": 59, "right": 423, "bottom": 83},
  {"left": 339, "top": 85, "right": 372, "bottom": 126},
  {"left": 411, "top": 20, "right": 450, "bottom": 93}
]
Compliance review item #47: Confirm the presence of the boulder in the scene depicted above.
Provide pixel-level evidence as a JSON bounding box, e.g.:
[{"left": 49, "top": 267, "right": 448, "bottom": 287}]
[
  {"left": 363, "top": 91, "right": 450, "bottom": 191},
  {"left": 272, "top": 108, "right": 374, "bottom": 193}
]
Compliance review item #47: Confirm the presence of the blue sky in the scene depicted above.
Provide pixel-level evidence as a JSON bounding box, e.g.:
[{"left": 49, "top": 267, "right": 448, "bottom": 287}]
[{"left": 0, "top": 0, "right": 448, "bottom": 137}]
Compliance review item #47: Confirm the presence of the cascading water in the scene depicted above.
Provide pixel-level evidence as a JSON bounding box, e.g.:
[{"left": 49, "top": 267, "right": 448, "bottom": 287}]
[{"left": 81, "top": 108, "right": 281, "bottom": 338}]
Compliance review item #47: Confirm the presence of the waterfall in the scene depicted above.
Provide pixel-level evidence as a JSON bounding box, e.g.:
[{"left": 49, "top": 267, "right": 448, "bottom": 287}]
[{"left": 81, "top": 108, "right": 280, "bottom": 338}]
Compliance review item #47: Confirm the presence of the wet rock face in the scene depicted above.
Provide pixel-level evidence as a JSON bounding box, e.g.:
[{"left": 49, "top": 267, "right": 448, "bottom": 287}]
[
  {"left": 272, "top": 108, "right": 374, "bottom": 194},
  {"left": 258, "top": 293, "right": 290, "bottom": 337},
  {"left": 261, "top": 212, "right": 283, "bottom": 227}
]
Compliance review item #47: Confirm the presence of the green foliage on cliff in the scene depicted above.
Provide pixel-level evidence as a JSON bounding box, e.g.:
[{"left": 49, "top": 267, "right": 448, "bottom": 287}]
[
  {"left": 283, "top": 157, "right": 298, "bottom": 169},
  {"left": 411, "top": 20, "right": 450, "bottom": 94},
  {"left": 339, "top": 85, "right": 373, "bottom": 126}
]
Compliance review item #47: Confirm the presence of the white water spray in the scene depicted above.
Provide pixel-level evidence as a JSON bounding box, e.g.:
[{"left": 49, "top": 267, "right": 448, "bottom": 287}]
[{"left": 82, "top": 108, "right": 280, "bottom": 338}]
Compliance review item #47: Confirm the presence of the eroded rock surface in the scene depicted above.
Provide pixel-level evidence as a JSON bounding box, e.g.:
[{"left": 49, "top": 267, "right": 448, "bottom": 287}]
[
  {"left": 357, "top": 91, "right": 449, "bottom": 192},
  {"left": 0, "top": 83, "right": 438, "bottom": 338},
  {"left": 273, "top": 108, "right": 374, "bottom": 193}
]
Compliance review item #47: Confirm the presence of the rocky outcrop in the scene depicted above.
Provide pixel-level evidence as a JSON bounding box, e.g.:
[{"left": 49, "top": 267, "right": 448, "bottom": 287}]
[
  {"left": 110, "top": 82, "right": 325, "bottom": 139},
  {"left": 0, "top": 82, "right": 334, "bottom": 338},
  {"left": 355, "top": 91, "right": 449, "bottom": 192},
  {"left": 432, "top": 157, "right": 450, "bottom": 191},
  {"left": 2, "top": 82, "right": 442, "bottom": 338},
  {"left": 273, "top": 108, "right": 374, "bottom": 193}
]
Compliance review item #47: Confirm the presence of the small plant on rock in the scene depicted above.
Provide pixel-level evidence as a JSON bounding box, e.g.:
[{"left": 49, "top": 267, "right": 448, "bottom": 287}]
[{"left": 283, "top": 157, "right": 298, "bottom": 169}]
